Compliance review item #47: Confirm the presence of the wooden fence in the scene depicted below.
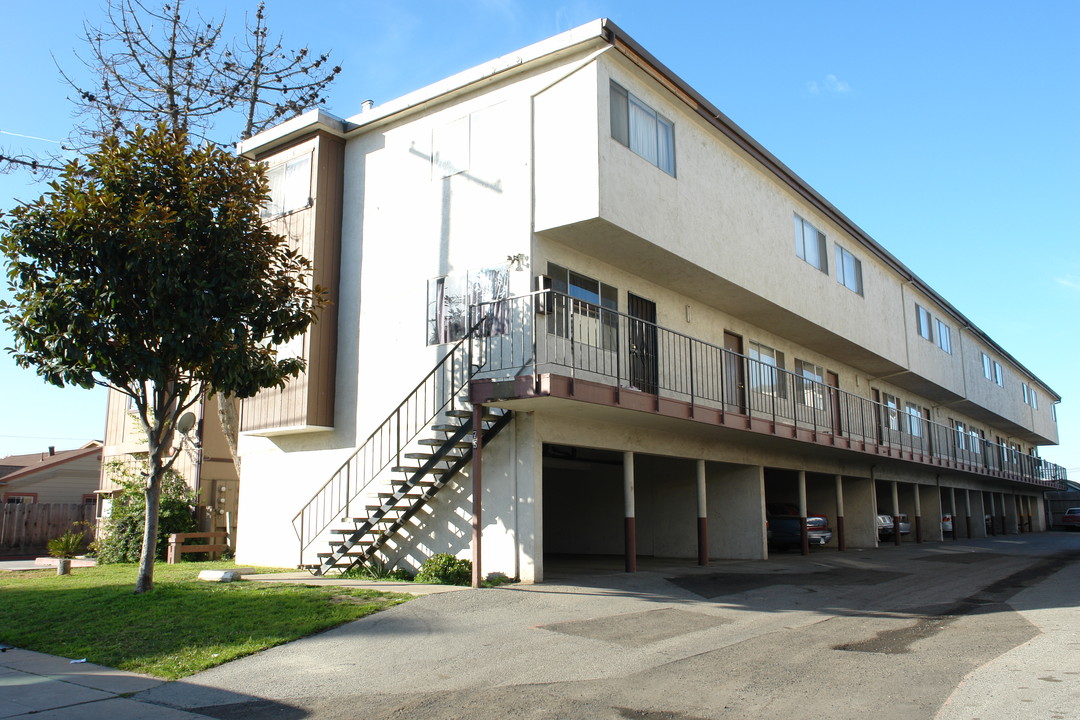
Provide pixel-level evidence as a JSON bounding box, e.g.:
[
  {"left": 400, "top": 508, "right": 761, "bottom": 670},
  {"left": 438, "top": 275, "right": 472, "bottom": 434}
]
[{"left": 0, "top": 503, "right": 96, "bottom": 557}]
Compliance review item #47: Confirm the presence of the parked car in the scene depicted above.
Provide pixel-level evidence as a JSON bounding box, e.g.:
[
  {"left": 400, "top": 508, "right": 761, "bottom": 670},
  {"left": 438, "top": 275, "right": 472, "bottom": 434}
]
[
  {"left": 766, "top": 503, "right": 832, "bottom": 550},
  {"left": 877, "top": 511, "right": 911, "bottom": 538},
  {"left": 1060, "top": 508, "right": 1080, "bottom": 530},
  {"left": 941, "top": 514, "right": 954, "bottom": 533}
]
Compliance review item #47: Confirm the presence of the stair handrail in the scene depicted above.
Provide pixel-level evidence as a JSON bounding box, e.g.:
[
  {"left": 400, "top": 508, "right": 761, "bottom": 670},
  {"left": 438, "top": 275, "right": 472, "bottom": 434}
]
[{"left": 292, "top": 329, "right": 478, "bottom": 565}]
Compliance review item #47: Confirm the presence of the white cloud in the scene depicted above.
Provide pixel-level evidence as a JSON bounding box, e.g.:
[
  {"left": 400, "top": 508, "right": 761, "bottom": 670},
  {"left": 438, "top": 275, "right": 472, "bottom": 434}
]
[
  {"left": 807, "top": 74, "right": 852, "bottom": 95},
  {"left": 1055, "top": 276, "right": 1080, "bottom": 291}
]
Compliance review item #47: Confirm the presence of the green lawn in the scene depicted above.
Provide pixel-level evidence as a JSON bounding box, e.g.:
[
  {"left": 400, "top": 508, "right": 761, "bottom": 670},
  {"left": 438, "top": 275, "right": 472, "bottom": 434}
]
[{"left": 0, "top": 562, "right": 412, "bottom": 679}]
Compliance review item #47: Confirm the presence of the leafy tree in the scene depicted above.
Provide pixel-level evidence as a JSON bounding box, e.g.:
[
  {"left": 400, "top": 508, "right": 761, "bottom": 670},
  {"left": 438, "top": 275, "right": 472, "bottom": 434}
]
[{"left": 0, "top": 123, "right": 326, "bottom": 592}]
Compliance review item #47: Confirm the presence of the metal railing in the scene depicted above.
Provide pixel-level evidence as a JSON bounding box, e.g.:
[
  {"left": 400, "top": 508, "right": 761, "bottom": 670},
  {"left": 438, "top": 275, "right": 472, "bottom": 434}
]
[
  {"left": 292, "top": 331, "right": 475, "bottom": 566},
  {"left": 471, "top": 291, "right": 1067, "bottom": 489}
]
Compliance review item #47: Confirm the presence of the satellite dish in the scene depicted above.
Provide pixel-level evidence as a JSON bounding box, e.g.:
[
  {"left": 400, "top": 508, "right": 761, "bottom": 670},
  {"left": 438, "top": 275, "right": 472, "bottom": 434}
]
[{"left": 176, "top": 412, "right": 197, "bottom": 435}]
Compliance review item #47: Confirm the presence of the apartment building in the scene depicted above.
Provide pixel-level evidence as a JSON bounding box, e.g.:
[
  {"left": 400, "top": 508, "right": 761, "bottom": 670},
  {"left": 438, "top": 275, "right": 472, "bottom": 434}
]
[{"left": 102, "top": 19, "right": 1065, "bottom": 581}]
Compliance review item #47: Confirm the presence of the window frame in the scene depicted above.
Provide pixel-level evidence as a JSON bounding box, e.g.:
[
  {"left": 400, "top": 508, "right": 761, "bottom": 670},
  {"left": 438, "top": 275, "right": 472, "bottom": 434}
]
[
  {"left": 748, "top": 341, "right": 788, "bottom": 399},
  {"left": 834, "top": 244, "right": 863, "bottom": 295},
  {"left": 916, "top": 304, "right": 933, "bottom": 342},
  {"left": 795, "top": 358, "right": 826, "bottom": 409},
  {"left": 794, "top": 215, "right": 828, "bottom": 274},
  {"left": 261, "top": 152, "right": 313, "bottom": 219},
  {"left": 547, "top": 263, "right": 618, "bottom": 350},
  {"left": 610, "top": 81, "right": 676, "bottom": 176},
  {"left": 935, "top": 319, "right": 951, "bottom": 354}
]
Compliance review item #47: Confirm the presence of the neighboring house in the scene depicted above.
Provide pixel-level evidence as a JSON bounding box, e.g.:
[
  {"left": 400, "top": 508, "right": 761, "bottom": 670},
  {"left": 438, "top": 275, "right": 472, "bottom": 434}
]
[
  {"left": 206, "top": 19, "right": 1065, "bottom": 580},
  {"left": 98, "top": 392, "right": 240, "bottom": 538},
  {"left": 0, "top": 442, "right": 102, "bottom": 505}
]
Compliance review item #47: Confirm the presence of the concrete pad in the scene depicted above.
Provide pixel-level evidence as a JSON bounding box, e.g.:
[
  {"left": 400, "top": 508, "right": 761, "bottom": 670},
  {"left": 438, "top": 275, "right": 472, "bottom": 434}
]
[
  {"left": 0, "top": 648, "right": 164, "bottom": 694},
  {"left": 0, "top": 668, "right": 113, "bottom": 715},
  {"left": 14, "top": 697, "right": 211, "bottom": 720},
  {"left": 198, "top": 570, "right": 240, "bottom": 582},
  {"left": 33, "top": 557, "right": 97, "bottom": 567},
  {"left": 245, "top": 572, "right": 467, "bottom": 595}
]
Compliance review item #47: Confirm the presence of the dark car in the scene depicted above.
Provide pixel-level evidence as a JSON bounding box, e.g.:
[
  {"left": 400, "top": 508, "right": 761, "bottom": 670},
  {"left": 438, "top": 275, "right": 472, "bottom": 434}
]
[{"left": 766, "top": 503, "right": 832, "bottom": 550}]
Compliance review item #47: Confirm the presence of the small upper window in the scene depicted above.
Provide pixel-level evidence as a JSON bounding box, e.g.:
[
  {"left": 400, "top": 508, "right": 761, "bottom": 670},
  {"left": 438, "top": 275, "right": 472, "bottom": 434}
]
[
  {"left": 916, "top": 304, "right": 933, "bottom": 342},
  {"left": 935, "top": 319, "right": 952, "bottom": 354},
  {"left": 981, "top": 352, "right": 993, "bottom": 381},
  {"left": 610, "top": 82, "right": 675, "bottom": 175},
  {"left": 262, "top": 153, "right": 312, "bottom": 218},
  {"left": 834, "top": 245, "right": 863, "bottom": 295},
  {"left": 994, "top": 361, "right": 1004, "bottom": 387},
  {"left": 794, "top": 215, "right": 828, "bottom": 273}
]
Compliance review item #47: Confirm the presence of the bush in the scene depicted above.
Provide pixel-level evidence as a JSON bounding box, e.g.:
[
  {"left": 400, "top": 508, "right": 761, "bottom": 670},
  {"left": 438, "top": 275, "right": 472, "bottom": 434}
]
[
  {"left": 415, "top": 553, "right": 472, "bottom": 586},
  {"left": 47, "top": 523, "right": 91, "bottom": 558},
  {"left": 92, "top": 463, "right": 197, "bottom": 563}
]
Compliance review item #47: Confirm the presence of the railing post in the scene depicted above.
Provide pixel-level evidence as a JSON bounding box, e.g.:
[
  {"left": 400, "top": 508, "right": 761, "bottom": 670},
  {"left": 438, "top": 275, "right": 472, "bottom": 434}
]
[{"left": 689, "top": 340, "right": 695, "bottom": 412}]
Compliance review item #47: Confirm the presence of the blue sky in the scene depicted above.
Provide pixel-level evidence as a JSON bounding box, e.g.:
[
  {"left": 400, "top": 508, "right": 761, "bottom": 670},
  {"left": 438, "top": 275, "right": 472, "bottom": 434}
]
[{"left": 1, "top": 1, "right": 1077, "bottom": 474}]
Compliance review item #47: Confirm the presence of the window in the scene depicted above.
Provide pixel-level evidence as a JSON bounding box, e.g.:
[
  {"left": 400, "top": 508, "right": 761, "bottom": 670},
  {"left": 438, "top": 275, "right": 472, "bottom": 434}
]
[
  {"left": 935, "top": 319, "right": 952, "bottom": 354},
  {"left": 427, "top": 267, "right": 509, "bottom": 345},
  {"left": 748, "top": 341, "right": 787, "bottom": 398},
  {"left": 834, "top": 245, "right": 863, "bottom": 294},
  {"left": 794, "top": 215, "right": 828, "bottom": 273},
  {"left": 262, "top": 153, "right": 312, "bottom": 218},
  {"left": 610, "top": 82, "right": 675, "bottom": 175},
  {"left": 954, "top": 420, "right": 967, "bottom": 451},
  {"left": 1052, "top": 403, "right": 1057, "bottom": 421},
  {"left": 883, "top": 393, "right": 900, "bottom": 431},
  {"left": 1023, "top": 383, "right": 1039, "bottom": 410},
  {"left": 905, "top": 402, "right": 924, "bottom": 437},
  {"left": 795, "top": 359, "right": 825, "bottom": 409},
  {"left": 547, "top": 263, "right": 618, "bottom": 349},
  {"left": 970, "top": 428, "right": 984, "bottom": 454},
  {"left": 994, "top": 361, "right": 1003, "bottom": 387},
  {"left": 3, "top": 493, "right": 36, "bottom": 504},
  {"left": 981, "top": 352, "right": 993, "bottom": 380},
  {"left": 916, "top": 304, "right": 933, "bottom": 342}
]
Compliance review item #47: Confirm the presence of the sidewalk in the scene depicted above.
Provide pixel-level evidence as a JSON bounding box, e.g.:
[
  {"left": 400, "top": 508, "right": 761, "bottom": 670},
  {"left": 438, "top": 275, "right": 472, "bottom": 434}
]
[{"left": 0, "top": 647, "right": 208, "bottom": 719}]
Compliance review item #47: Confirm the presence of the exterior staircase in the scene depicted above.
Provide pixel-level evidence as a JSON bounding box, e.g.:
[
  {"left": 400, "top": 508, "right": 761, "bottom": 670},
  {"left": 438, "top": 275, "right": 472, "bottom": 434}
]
[{"left": 292, "top": 328, "right": 512, "bottom": 576}]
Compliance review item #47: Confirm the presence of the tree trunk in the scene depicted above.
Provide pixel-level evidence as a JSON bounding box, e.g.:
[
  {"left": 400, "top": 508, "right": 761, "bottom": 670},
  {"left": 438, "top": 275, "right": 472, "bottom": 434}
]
[{"left": 135, "top": 466, "right": 162, "bottom": 594}]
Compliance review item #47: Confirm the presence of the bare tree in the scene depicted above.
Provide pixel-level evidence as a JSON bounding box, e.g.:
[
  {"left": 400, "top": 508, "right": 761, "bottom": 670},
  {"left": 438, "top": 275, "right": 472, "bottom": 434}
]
[{"left": 4, "top": 0, "right": 342, "bottom": 470}]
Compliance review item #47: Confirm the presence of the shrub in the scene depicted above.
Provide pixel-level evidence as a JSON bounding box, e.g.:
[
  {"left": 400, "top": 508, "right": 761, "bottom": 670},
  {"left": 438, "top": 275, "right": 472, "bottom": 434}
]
[
  {"left": 92, "top": 462, "right": 197, "bottom": 563},
  {"left": 340, "top": 558, "right": 415, "bottom": 582},
  {"left": 415, "top": 553, "right": 472, "bottom": 585},
  {"left": 47, "top": 523, "right": 90, "bottom": 558}
]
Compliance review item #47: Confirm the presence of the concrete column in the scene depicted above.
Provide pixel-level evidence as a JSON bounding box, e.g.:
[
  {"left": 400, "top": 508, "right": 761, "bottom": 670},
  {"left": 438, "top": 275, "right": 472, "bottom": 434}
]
[
  {"left": 891, "top": 480, "right": 902, "bottom": 545},
  {"left": 963, "top": 489, "right": 973, "bottom": 539},
  {"left": 623, "top": 451, "right": 636, "bottom": 573},
  {"left": 798, "top": 470, "right": 809, "bottom": 555},
  {"left": 696, "top": 460, "right": 708, "bottom": 566},
  {"left": 913, "top": 483, "right": 923, "bottom": 543},
  {"left": 997, "top": 492, "right": 1006, "bottom": 535},
  {"left": 987, "top": 492, "right": 997, "bottom": 536},
  {"left": 949, "top": 487, "right": 958, "bottom": 541},
  {"left": 471, "top": 404, "right": 485, "bottom": 588},
  {"left": 834, "top": 474, "right": 846, "bottom": 551}
]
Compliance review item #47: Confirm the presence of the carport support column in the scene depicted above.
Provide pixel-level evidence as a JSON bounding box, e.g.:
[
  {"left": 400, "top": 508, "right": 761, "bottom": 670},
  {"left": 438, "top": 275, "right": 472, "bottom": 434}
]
[
  {"left": 913, "top": 485, "right": 923, "bottom": 543},
  {"left": 998, "top": 492, "right": 1007, "bottom": 535},
  {"left": 834, "top": 474, "right": 846, "bottom": 551},
  {"left": 964, "top": 489, "right": 972, "bottom": 538},
  {"left": 949, "top": 487, "right": 958, "bottom": 541},
  {"left": 624, "top": 451, "right": 637, "bottom": 573},
  {"left": 891, "top": 481, "right": 902, "bottom": 546},
  {"left": 696, "top": 460, "right": 708, "bottom": 566},
  {"left": 471, "top": 404, "right": 485, "bottom": 588},
  {"left": 798, "top": 471, "right": 809, "bottom": 556},
  {"left": 987, "top": 493, "right": 997, "bottom": 536}
]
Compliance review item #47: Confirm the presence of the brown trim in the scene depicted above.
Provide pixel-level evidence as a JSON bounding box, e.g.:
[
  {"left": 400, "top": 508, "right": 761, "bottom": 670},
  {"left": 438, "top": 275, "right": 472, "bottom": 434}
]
[{"left": 3, "top": 492, "right": 38, "bottom": 503}]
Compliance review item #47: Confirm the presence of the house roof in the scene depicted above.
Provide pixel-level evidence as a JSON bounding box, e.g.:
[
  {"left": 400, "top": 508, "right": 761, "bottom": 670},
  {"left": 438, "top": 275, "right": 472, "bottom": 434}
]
[
  {"left": 0, "top": 443, "right": 102, "bottom": 485},
  {"left": 238, "top": 18, "right": 1060, "bottom": 402}
]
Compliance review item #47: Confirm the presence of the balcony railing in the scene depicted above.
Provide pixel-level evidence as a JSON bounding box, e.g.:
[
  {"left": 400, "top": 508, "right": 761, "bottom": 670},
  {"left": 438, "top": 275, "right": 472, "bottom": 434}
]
[{"left": 469, "top": 291, "right": 1067, "bottom": 489}]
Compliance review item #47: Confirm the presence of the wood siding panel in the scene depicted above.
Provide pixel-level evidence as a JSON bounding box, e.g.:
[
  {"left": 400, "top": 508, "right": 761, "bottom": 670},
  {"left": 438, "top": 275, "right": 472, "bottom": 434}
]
[{"left": 241, "top": 131, "right": 342, "bottom": 433}]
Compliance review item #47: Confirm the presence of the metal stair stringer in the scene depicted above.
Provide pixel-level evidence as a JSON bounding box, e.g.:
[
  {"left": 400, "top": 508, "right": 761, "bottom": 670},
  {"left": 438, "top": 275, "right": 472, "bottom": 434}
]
[{"left": 316, "top": 408, "right": 513, "bottom": 576}]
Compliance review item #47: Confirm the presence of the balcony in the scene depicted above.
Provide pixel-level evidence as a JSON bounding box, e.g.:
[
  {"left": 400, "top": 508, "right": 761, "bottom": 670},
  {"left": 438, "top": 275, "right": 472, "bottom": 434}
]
[{"left": 467, "top": 292, "right": 1067, "bottom": 490}]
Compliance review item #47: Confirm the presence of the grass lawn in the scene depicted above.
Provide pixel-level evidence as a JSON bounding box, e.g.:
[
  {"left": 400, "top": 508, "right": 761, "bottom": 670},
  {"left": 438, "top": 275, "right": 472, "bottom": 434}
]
[{"left": 0, "top": 562, "right": 412, "bottom": 679}]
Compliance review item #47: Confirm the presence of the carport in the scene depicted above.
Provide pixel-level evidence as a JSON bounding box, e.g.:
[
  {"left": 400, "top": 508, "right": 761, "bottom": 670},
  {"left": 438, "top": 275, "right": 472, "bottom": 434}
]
[{"left": 541, "top": 445, "right": 767, "bottom": 573}]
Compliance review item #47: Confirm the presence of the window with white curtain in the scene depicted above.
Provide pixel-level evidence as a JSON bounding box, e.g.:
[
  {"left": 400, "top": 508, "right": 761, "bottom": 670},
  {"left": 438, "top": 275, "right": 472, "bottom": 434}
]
[
  {"left": 794, "top": 215, "right": 828, "bottom": 273},
  {"left": 262, "top": 153, "right": 312, "bottom": 218},
  {"left": 610, "top": 82, "right": 675, "bottom": 175},
  {"left": 834, "top": 244, "right": 863, "bottom": 294}
]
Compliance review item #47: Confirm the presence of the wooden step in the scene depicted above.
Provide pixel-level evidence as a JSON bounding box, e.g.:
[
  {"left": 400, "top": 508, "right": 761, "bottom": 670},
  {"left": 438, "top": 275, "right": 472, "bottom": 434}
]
[
  {"left": 431, "top": 424, "right": 465, "bottom": 433},
  {"left": 403, "top": 452, "right": 457, "bottom": 462},
  {"left": 446, "top": 409, "right": 503, "bottom": 420},
  {"left": 391, "top": 467, "right": 445, "bottom": 476},
  {"left": 419, "top": 438, "right": 470, "bottom": 448}
]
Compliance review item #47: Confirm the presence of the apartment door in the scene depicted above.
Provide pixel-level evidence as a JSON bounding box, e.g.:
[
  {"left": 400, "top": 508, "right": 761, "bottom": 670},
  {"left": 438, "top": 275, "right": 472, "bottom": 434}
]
[
  {"left": 723, "top": 331, "right": 746, "bottom": 413},
  {"left": 827, "top": 371, "right": 842, "bottom": 435},
  {"left": 627, "top": 293, "right": 658, "bottom": 394}
]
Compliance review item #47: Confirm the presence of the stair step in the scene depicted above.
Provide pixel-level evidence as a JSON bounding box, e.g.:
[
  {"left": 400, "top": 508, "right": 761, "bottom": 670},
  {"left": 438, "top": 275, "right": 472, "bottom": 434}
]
[
  {"left": 419, "top": 438, "right": 471, "bottom": 448},
  {"left": 403, "top": 452, "right": 456, "bottom": 462},
  {"left": 431, "top": 424, "right": 465, "bottom": 433},
  {"left": 446, "top": 409, "right": 503, "bottom": 420},
  {"left": 391, "top": 467, "right": 445, "bottom": 477}
]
